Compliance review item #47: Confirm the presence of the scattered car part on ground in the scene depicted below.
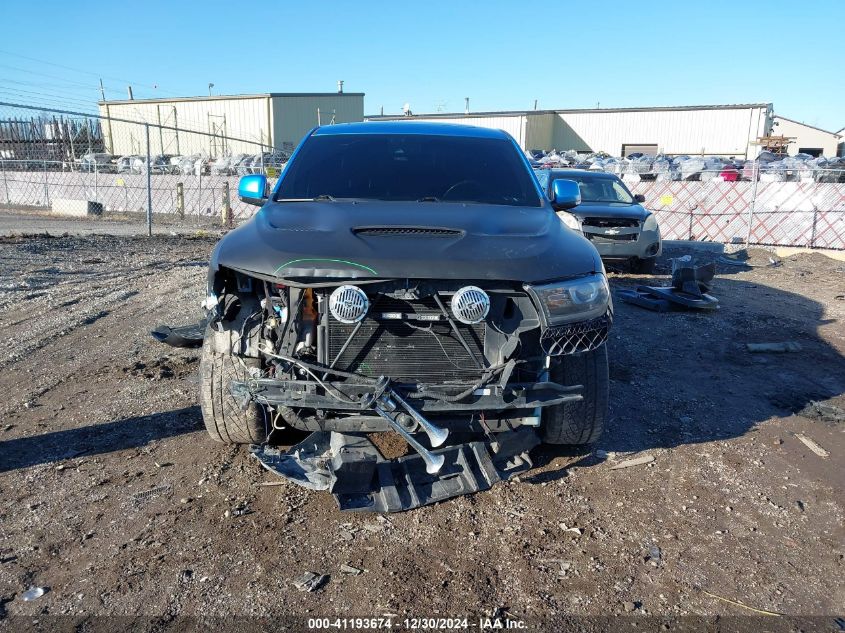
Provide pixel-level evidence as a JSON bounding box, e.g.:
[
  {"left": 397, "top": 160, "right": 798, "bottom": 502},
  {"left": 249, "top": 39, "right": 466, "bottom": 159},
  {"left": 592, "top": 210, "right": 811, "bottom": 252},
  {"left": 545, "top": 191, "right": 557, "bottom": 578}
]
[
  {"left": 150, "top": 323, "right": 205, "bottom": 348},
  {"left": 617, "top": 260, "right": 718, "bottom": 312}
]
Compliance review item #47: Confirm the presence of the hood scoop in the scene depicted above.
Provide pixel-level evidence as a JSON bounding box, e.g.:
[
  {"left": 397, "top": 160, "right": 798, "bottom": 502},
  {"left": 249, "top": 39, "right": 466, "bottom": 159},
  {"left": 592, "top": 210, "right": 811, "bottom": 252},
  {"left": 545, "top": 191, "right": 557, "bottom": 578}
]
[{"left": 352, "top": 226, "right": 464, "bottom": 238}]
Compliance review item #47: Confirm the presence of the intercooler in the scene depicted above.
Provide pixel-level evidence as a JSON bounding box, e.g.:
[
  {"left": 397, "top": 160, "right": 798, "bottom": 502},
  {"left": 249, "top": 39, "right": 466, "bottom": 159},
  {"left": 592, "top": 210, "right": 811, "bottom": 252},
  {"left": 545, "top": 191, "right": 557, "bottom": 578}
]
[{"left": 326, "top": 295, "right": 486, "bottom": 383}]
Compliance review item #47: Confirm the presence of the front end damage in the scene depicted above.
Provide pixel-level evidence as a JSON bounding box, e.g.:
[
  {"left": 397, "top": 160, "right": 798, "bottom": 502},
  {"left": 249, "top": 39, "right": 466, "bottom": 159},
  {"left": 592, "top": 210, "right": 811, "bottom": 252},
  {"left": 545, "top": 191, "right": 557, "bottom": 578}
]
[{"left": 203, "top": 266, "right": 611, "bottom": 511}]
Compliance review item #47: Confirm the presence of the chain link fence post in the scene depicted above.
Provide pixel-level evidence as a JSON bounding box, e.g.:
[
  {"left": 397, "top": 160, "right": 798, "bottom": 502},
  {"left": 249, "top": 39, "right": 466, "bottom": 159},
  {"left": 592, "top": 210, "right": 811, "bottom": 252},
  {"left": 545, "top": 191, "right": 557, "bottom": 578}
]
[
  {"left": 43, "top": 159, "right": 49, "bottom": 207},
  {"left": 810, "top": 207, "right": 818, "bottom": 248},
  {"left": 745, "top": 159, "right": 759, "bottom": 245},
  {"left": 222, "top": 181, "right": 232, "bottom": 228},
  {"left": 176, "top": 182, "right": 184, "bottom": 219},
  {"left": 1, "top": 159, "right": 8, "bottom": 204},
  {"left": 688, "top": 205, "right": 694, "bottom": 240},
  {"left": 145, "top": 123, "right": 152, "bottom": 236}
]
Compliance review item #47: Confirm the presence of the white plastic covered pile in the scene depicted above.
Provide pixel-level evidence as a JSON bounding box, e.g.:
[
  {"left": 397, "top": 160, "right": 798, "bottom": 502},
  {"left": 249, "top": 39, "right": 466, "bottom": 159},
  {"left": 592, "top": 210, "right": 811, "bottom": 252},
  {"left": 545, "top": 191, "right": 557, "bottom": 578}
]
[{"left": 527, "top": 149, "right": 845, "bottom": 183}]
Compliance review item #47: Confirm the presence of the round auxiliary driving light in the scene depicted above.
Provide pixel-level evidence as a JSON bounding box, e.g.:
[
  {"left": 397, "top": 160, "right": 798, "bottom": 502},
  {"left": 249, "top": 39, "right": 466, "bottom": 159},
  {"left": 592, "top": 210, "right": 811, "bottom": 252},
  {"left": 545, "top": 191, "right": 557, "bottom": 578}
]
[
  {"left": 451, "top": 286, "right": 490, "bottom": 325},
  {"left": 329, "top": 285, "right": 369, "bottom": 324}
]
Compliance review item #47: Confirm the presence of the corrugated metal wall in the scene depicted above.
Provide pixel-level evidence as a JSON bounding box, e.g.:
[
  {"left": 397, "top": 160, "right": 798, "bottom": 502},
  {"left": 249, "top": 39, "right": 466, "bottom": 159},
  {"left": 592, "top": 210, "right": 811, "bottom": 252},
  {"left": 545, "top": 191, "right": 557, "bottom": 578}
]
[
  {"left": 524, "top": 113, "right": 555, "bottom": 151},
  {"left": 98, "top": 94, "right": 366, "bottom": 157},
  {"left": 554, "top": 106, "right": 772, "bottom": 158},
  {"left": 368, "top": 114, "right": 529, "bottom": 145},
  {"left": 371, "top": 106, "right": 772, "bottom": 157},
  {"left": 98, "top": 96, "right": 272, "bottom": 157},
  {"left": 273, "top": 95, "right": 365, "bottom": 147},
  {"left": 772, "top": 116, "right": 841, "bottom": 157}
]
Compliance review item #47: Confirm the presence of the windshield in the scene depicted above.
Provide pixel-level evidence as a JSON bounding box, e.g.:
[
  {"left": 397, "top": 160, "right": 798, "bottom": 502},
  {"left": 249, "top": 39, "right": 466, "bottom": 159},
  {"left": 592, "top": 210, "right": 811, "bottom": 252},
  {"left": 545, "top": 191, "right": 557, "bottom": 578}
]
[
  {"left": 536, "top": 170, "right": 635, "bottom": 204},
  {"left": 275, "top": 134, "right": 542, "bottom": 207}
]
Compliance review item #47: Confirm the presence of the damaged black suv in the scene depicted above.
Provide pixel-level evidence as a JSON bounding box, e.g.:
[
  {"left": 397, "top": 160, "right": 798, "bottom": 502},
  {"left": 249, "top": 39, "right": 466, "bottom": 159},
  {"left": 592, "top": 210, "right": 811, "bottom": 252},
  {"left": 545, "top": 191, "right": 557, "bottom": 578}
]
[{"left": 199, "top": 122, "right": 611, "bottom": 505}]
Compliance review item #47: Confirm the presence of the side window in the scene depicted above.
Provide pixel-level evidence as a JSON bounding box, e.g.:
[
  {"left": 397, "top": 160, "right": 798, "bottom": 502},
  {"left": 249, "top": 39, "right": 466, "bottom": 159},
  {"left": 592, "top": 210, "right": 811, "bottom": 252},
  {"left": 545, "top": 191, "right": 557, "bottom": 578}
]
[{"left": 611, "top": 180, "right": 634, "bottom": 203}]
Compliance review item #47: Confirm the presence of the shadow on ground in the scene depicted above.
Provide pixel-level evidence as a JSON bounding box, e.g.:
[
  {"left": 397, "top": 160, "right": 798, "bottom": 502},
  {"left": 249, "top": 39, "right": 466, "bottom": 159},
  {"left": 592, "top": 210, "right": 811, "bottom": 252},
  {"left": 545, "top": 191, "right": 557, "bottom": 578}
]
[
  {"left": 529, "top": 272, "right": 845, "bottom": 478},
  {"left": 0, "top": 406, "right": 202, "bottom": 473}
]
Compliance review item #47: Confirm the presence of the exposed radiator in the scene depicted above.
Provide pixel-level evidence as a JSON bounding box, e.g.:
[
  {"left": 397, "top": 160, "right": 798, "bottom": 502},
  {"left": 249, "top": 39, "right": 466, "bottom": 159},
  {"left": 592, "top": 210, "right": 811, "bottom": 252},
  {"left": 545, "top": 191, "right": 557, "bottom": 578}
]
[{"left": 326, "top": 296, "right": 486, "bottom": 382}]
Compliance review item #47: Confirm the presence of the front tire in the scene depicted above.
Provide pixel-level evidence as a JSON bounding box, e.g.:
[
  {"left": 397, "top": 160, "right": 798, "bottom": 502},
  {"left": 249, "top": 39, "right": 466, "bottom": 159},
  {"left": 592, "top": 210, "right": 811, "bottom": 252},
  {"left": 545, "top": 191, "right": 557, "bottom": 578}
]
[
  {"left": 198, "top": 296, "right": 267, "bottom": 444},
  {"left": 542, "top": 345, "right": 609, "bottom": 445}
]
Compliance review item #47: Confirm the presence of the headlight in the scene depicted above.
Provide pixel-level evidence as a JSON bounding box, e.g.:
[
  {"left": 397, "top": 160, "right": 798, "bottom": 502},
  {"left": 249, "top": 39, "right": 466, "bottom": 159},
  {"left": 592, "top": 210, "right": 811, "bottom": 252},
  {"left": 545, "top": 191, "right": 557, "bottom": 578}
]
[
  {"left": 527, "top": 273, "right": 610, "bottom": 326},
  {"left": 643, "top": 213, "right": 659, "bottom": 231},
  {"left": 556, "top": 211, "right": 582, "bottom": 233}
]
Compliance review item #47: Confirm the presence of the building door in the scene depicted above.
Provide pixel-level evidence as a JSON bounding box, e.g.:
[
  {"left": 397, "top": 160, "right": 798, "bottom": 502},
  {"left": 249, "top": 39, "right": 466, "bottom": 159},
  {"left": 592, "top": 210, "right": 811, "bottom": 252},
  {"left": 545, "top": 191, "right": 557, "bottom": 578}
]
[{"left": 622, "top": 143, "right": 658, "bottom": 157}]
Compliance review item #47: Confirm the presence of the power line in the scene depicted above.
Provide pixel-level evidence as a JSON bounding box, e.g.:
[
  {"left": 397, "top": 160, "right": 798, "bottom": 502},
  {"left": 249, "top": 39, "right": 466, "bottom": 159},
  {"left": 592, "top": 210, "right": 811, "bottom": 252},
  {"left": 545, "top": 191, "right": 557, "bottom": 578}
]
[
  {"left": 0, "top": 77, "right": 104, "bottom": 93},
  {"left": 0, "top": 63, "right": 106, "bottom": 91},
  {"left": 0, "top": 63, "right": 131, "bottom": 99},
  {"left": 0, "top": 90, "right": 98, "bottom": 113},
  {"left": 0, "top": 49, "right": 181, "bottom": 97},
  {"left": 0, "top": 84, "right": 100, "bottom": 106},
  {"left": 0, "top": 86, "right": 99, "bottom": 110}
]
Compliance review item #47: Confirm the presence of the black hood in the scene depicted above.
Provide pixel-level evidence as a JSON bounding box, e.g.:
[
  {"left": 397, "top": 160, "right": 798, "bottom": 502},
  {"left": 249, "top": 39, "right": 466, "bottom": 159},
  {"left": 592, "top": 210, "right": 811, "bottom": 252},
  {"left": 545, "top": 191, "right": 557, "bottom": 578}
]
[
  {"left": 570, "top": 202, "right": 650, "bottom": 221},
  {"left": 211, "top": 200, "right": 600, "bottom": 283}
]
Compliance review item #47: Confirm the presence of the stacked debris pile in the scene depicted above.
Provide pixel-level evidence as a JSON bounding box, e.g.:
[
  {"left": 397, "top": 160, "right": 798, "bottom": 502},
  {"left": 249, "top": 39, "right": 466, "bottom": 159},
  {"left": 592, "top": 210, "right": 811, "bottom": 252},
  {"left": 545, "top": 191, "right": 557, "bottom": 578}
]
[
  {"left": 65, "top": 148, "right": 293, "bottom": 176},
  {"left": 529, "top": 149, "right": 845, "bottom": 183}
]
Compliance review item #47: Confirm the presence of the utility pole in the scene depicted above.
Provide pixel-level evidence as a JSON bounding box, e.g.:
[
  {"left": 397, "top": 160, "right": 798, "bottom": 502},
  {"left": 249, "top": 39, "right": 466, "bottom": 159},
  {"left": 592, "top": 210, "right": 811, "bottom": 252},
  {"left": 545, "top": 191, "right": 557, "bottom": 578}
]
[
  {"left": 156, "top": 105, "right": 164, "bottom": 155},
  {"left": 100, "top": 78, "right": 114, "bottom": 154}
]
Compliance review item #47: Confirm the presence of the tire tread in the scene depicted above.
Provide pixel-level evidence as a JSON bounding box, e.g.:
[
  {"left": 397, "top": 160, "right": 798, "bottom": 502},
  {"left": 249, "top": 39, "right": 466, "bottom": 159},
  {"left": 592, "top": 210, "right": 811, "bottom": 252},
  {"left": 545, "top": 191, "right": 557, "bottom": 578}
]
[
  {"left": 542, "top": 345, "right": 609, "bottom": 445},
  {"left": 199, "top": 324, "right": 266, "bottom": 444}
]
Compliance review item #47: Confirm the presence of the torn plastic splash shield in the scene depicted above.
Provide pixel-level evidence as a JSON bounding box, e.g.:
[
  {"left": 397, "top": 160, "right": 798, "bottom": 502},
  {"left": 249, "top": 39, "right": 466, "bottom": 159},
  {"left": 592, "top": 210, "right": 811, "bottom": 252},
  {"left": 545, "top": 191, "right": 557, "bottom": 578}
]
[{"left": 251, "top": 427, "right": 540, "bottom": 512}]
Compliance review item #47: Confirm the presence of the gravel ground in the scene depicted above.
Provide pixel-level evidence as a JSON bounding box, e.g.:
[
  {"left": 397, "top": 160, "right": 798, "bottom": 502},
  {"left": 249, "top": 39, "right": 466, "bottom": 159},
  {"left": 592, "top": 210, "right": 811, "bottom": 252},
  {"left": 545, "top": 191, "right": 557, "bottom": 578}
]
[
  {"left": 0, "top": 208, "right": 224, "bottom": 237},
  {"left": 0, "top": 233, "right": 843, "bottom": 629}
]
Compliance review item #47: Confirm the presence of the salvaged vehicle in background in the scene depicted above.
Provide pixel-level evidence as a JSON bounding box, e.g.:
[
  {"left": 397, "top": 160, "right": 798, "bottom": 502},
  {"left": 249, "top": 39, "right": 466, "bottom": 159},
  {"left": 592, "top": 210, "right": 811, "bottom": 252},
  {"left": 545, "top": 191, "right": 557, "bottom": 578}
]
[
  {"left": 197, "top": 122, "right": 612, "bottom": 510},
  {"left": 535, "top": 169, "right": 662, "bottom": 273}
]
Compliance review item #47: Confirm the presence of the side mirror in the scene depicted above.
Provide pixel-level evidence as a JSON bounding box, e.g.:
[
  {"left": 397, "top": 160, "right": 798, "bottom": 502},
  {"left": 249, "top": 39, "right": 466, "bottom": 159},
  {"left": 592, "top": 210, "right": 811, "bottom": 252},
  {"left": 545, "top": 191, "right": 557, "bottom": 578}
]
[
  {"left": 552, "top": 179, "right": 581, "bottom": 210},
  {"left": 634, "top": 193, "right": 646, "bottom": 203},
  {"left": 238, "top": 174, "right": 268, "bottom": 206}
]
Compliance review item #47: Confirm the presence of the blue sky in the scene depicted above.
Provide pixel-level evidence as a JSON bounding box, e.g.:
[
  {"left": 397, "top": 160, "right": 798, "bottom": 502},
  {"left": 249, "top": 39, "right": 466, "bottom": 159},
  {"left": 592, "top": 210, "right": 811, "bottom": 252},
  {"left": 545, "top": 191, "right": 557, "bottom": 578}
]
[{"left": 2, "top": 0, "right": 842, "bottom": 131}]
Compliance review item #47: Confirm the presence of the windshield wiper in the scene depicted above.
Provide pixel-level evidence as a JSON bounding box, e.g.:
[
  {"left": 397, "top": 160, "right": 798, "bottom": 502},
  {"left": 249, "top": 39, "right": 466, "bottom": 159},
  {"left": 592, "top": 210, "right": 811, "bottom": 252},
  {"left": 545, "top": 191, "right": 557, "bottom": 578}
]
[
  {"left": 313, "top": 194, "right": 336, "bottom": 201},
  {"left": 417, "top": 196, "right": 440, "bottom": 202}
]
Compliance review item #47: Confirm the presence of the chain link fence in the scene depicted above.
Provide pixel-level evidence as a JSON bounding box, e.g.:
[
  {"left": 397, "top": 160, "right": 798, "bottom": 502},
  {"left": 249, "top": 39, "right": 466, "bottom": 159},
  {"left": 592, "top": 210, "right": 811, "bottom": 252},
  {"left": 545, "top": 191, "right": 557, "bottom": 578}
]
[
  {"left": 1, "top": 100, "right": 844, "bottom": 248},
  {"left": 623, "top": 170, "right": 845, "bottom": 249},
  {"left": 0, "top": 101, "right": 289, "bottom": 233}
]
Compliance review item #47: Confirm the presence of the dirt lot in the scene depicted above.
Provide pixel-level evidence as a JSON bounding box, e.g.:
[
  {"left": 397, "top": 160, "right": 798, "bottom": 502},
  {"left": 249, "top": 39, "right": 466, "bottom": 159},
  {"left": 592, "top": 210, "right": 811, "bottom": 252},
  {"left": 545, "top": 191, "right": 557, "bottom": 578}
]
[
  {"left": 0, "top": 231, "right": 843, "bottom": 628},
  {"left": 0, "top": 208, "right": 223, "bottom": 238}
]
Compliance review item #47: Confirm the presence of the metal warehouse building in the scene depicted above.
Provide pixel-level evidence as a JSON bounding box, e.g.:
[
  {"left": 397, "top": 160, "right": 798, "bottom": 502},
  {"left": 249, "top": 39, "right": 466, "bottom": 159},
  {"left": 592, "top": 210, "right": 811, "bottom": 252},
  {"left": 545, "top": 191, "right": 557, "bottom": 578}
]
[
  {"left": 98, "top": 91, "right": 364, "bottom": 157},
  {"left": 369, "top": 103, "right": 774, "bottom": 158},
  {"left": 771, "top": 115, "right": 842, "bottom": 157}
]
